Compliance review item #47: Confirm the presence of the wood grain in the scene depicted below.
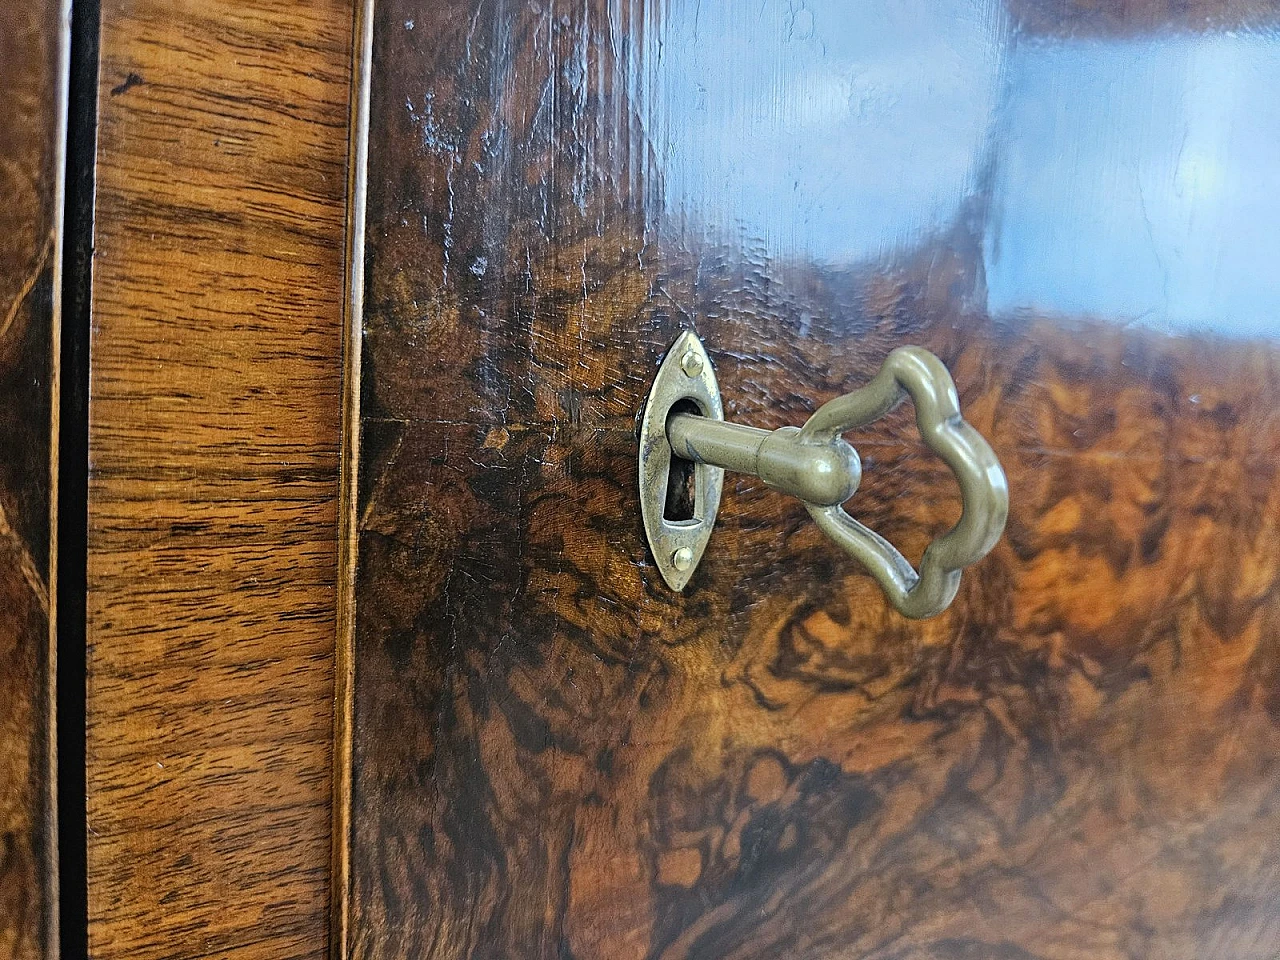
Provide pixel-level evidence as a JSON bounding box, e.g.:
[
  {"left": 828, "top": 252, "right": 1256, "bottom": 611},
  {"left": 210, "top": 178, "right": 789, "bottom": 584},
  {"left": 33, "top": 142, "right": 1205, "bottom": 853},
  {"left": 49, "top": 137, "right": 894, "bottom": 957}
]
[
  {"left": 0, "top": 0, "right": 64, "bottom": 956},
  {"left": 85, "top": 2, "right": 355, "bottom": 957},
  {"left": 346, "top": 1, "right": 1280, "bottom": 958},
  {"left": 1008, "top": 0, "right": 1280, "bottom": 35}
]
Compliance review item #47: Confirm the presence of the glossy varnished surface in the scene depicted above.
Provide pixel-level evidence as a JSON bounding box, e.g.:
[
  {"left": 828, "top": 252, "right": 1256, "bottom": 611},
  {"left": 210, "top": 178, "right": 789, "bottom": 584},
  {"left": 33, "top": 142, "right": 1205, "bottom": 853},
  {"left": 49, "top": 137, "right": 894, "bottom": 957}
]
[
  {"left": 0, "top": 0, "right": 63, "bottom": 956},
  {"left": 85, "top": 2, "right": 355, "bottom": 957},
  {"left": 350, "top": 1, "right": 1280, "bottom": 957}
]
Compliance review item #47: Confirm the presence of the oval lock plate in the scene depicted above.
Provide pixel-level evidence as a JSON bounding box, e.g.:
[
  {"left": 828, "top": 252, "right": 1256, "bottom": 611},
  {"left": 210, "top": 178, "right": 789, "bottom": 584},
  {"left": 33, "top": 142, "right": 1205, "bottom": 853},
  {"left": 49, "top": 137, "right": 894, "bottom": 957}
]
[{"left": 638, "top": 331, "right": 725, "bottom": 590}]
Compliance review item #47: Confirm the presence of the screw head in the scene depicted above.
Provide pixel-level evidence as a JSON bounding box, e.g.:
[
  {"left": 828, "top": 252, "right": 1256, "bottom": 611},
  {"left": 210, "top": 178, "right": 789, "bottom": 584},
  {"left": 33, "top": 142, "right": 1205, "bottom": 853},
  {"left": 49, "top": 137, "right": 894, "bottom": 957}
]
[
  {"left": 680, "top": 350, "right": 704, "bottom": 378},
  {"left": 671, "top": 546, "right": 695, "bottom": 572}
]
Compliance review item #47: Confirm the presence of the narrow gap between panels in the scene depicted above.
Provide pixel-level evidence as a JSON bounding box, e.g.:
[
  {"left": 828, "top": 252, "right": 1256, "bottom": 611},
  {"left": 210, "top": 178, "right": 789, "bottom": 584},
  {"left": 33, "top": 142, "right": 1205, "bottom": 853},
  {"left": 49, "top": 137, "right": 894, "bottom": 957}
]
[
  {"left": 330, "top": 1, "right": 378, "bottom": 956},
  {"left": 56, "top": 0, "right": 100, "bottom": 955}
]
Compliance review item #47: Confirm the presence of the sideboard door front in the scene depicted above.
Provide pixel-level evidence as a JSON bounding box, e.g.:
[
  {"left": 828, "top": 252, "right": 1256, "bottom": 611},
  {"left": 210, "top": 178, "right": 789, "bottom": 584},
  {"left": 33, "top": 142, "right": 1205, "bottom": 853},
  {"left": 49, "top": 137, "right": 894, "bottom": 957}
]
[{"left": 345, "top": 3, "right": 1280, "bottom": 958}]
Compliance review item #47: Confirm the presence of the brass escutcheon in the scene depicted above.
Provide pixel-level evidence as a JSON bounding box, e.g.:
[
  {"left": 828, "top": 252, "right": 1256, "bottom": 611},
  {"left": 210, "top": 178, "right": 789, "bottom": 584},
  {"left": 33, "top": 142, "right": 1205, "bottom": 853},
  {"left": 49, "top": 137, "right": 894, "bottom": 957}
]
[{"left": 639, "top": 331, "right": 1009, "bottom": 618}]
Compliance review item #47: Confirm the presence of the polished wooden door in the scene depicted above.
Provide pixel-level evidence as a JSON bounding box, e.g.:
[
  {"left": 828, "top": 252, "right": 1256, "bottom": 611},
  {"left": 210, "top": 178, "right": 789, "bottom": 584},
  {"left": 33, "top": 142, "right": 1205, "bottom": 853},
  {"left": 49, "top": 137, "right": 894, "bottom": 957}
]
[
  {"left": 6, "top": 1, "right": 1280, "bottom": 958},
  {"left": 339, "top": 1, "right": 1280, "bottom": 958}
]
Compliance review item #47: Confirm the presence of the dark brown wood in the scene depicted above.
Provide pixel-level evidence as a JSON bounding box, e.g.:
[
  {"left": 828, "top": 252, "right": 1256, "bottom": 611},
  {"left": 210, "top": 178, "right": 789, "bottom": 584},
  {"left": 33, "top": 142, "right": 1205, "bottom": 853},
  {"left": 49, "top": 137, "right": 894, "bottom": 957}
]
[
  {"left": 84, "top": 2, "right": 356, "bottom": 957},
  {"left": 345, "top": 1, "right": 1280, "bottom": 958},
  {"left": 0, "top": 0, "right": 64, "bottom": 956},
  {"left": 1008, "top": 0, "right": 1280, "bottom": 35}
]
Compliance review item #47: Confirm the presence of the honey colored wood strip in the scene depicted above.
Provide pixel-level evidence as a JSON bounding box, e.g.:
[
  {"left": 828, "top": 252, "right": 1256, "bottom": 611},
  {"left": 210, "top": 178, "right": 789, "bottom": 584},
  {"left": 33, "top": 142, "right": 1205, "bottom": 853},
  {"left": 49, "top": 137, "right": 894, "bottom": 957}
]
[
  {"left": 0, "top": 0, "right": 67, "bottom": 956},
  {"left": 85, "top": 2, "right": 356, "bottom": 957}
]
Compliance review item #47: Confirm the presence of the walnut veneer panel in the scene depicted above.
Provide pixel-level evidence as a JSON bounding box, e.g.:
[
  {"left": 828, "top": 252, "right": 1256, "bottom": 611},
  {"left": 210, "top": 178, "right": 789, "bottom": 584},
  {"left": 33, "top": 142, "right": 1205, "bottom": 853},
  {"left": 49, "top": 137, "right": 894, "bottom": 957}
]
[
  {"left": 85, "top": 2, "right": 355, "bottom": 957},
  {"left": 345, "top": 1, "right": 1280, "bottom": 958},
  {"left": 0, "top": 0, "right": 64, "bottom": 956}
]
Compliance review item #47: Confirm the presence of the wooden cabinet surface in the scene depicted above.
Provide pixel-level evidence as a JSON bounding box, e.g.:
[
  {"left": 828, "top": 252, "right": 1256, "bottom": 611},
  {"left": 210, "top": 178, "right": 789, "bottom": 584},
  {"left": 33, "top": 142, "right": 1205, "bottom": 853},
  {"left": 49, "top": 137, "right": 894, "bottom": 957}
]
[
  {"left": 84, "top": 2, "right": 358, "bottom": 958},
  {"left": 342, "top": 1, "right": 1280, "bottom": 958},
  {"left": 0, "top": 0, "right": 64, "bottom": 955},
  {"left": 3, "top": 1, "right": 1280, "bottom": 959}
]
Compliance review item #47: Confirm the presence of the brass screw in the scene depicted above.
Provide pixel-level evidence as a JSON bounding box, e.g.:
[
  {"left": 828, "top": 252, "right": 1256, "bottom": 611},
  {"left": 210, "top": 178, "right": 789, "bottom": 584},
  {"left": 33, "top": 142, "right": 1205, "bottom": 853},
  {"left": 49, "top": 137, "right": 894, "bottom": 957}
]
[
  {"left": 671, "top": 546, "right": 694, "bottom": 572},
  {"left": 680, "top": 350, "right": 704, "bottom": 378}
]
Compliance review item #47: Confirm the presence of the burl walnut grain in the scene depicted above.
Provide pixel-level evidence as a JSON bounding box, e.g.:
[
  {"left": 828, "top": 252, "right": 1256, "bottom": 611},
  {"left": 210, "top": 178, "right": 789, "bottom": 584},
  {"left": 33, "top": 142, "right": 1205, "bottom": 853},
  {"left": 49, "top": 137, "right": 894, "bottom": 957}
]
[
  {"left": 0, "top": 0, "right": 63, "bottom": 957},
  {"left": 347, "top": 2, "right": 1280, "bottom": 959}
]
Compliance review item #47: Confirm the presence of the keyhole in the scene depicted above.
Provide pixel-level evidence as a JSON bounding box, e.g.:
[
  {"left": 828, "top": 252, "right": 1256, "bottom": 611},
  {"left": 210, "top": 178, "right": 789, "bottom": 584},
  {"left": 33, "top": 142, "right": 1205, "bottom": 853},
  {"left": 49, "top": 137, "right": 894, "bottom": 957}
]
[{"left": 664, "top": 399, "right": 701, "bottom": 522}]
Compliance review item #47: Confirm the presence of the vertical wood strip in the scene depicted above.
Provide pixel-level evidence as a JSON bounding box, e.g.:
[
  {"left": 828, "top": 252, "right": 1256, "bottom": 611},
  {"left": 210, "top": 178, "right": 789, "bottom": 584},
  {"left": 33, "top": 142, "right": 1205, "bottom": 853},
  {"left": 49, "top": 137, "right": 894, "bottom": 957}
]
[
  {"left": 332, "top": 0, "right": 375, "bottom": 956},
  {"left": 86, "top": 2, "right": 355, "bottom": 957},
  {"left": 0, "top": 0, "right": 68, "bottom": 955}
]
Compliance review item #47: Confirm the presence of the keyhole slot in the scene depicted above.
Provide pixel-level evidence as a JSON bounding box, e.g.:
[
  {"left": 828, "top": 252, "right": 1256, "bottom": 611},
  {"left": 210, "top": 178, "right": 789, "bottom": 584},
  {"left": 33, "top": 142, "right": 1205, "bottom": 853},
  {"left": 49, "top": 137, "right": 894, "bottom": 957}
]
[{"left": 664, "top": 398, "right": 702, "bottom": 522}]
